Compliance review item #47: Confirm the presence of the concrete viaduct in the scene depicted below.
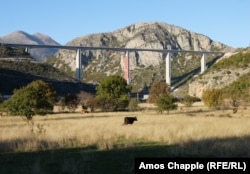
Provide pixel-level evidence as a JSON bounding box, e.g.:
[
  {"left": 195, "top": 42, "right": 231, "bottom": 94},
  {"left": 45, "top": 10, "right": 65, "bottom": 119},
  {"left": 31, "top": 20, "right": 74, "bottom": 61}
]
[{"left": 0, "top": 43, "right": 224, "bottom": 86}]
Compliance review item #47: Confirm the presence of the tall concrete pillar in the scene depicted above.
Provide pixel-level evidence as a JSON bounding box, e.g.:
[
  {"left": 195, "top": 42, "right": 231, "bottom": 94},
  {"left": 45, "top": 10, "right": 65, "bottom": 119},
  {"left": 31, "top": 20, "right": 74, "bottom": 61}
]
[
  {"left": 165, "top": 52, "right": 171, "bottom": 86},
  {"left": 123, "top": 51, "right": 130, "bottom": 85},
  {"left": 25, "top": 47, "right": 28, "bottom": 53},
  {"left": 75, "top": 49, "right": 82, "bottom": 81},
  {"left": 201, "top": 53, "right": 206, "bottom": 73}
]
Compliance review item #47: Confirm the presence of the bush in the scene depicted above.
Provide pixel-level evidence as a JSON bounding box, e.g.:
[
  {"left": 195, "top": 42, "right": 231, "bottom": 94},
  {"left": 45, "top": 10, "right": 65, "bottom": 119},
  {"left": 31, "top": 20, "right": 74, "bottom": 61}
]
[
  {"left": 148, "top": 81, "right": 171, "bottom": 103},
  {"left": 77, "top": 91, "right": 95, "bottom": 112},
  {"left": 128, "top": 98, "right": 139, "bottom": 111},
  {"left": 181, "top": 95, "right": 199, "bottom": 107},
  {"left": 95, "top": 94, "right": 118, "bottom": 112},
  {"left": 156, "top": 94, "right": 177, "bottom": 114},
  {"left": 61, "top": 93, "right": 79, "bottom": 112},
  {"left": 202, "top": 88, "right": 223, "bottom": 109}
]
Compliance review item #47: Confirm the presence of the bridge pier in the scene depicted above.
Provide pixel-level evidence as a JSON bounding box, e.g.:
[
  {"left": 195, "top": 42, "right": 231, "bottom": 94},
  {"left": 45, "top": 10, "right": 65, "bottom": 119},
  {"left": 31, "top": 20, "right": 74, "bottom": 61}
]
[
  {"left": 123, "top": 51, "right": 130, "bottom": 85},
  {"left": 75, "top": 49, "right": 82, "bottom": 81},
  {"left": 201, "top": 53, "right": 206, "bottom": 73},
  {"left": 165, "top": 52, "right": 171, "bottom": 86}
]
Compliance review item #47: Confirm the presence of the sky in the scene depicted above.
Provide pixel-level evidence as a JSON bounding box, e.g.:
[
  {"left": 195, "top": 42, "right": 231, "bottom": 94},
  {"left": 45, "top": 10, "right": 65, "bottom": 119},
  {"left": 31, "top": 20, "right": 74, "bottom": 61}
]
[{"left": 1, "top": 0, "right": 249, "bottom": 48}]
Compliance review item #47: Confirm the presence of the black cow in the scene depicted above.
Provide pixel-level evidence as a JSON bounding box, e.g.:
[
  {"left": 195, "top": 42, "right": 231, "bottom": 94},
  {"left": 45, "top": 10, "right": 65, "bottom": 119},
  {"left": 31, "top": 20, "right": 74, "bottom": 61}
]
[{"left": 123, "top": 116, "right": 138, "bottom": 125}]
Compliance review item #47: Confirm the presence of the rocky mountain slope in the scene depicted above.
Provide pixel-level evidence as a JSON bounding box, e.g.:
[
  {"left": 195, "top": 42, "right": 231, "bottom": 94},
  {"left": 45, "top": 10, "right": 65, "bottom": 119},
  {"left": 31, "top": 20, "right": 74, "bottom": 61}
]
[
  {"left": 189, "top": 48, "right": 250, "bottom": 98},
  {"left": 49, "top": 22, "right": 232, "bottom": 92},
  {"left": 0, "top": 31, "right": 60, "bottom": 61}
]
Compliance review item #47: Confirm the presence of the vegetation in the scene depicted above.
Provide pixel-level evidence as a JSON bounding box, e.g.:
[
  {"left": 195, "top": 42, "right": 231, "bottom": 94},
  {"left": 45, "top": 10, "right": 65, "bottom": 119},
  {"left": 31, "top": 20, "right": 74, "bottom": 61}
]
[
  {"left": 148, "top": 81, "right": 171, "bottom": 103},
  {"left": 45, "top": 55, "right": 74, "bottom": 78},
  {"left": 0, "top": 45, "right": 30, "bottom": 57},
  {"left": 58, "top": 93, "right": 79, "bottom": 112},
  {"left": 1, "top": 107, "right": 250, "bottom": 173},
  {"left": 0, "top": 59, "right": 96, "bottom": 96},
  {"left": 0, "top": 59, "right": 72, "bottom": 81},
  {"left": 95, "top": 75, "right": 131, "bottom": 111},
  {"left": 201, "top": 71, "right": 250, "bottom": 110},
  {"left": 5, "top": 80, "right": 56, "bottom": 117},
  {"left": 202, "top": 88, "right": 223, "bottom": 109},
  {"left": 128, "top": 98, "right": 139, "bottom": 111},
  {"left": 210, "top": 52, "right": 250, "bottom": 70},
  {"left": 77, "top": 91, "right": 95, "bottom": 112},
  {"left": 222, "top": 72, "right": 250, "bottom": 102},
  {"left": 197, "top": 50, "right": 250, "bottom": 110},
  {"left": 156, "top": 94, "right": 177, "bottom": 114},
  {"left": 181, "top": 95, "right": 200, "bottom": 107}
]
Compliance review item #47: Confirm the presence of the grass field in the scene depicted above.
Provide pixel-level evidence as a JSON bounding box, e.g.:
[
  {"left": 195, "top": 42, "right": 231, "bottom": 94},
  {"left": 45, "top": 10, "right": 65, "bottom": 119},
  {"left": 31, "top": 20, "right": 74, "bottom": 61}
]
[{"left": 1, "top": 102, "right": 250, "bottom": 173}]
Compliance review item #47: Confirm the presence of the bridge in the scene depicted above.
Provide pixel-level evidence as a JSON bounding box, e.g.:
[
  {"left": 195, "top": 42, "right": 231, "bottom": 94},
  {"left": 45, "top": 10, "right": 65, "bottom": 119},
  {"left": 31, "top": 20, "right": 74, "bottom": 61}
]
[{"left": 0, "top": 43, "right": 224, "bottom": 86}]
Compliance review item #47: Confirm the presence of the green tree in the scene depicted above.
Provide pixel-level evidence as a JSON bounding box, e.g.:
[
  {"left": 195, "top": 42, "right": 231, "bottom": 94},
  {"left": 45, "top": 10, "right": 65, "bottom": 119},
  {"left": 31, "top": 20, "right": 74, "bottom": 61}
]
[
  {"left": 5, "top": 80, "right": 56, "bottom": 117},
  {"left": 156, "top": 94, "right": 177, "bottom": 114},
  {"left": 148, "top": 81, "right": 171, "bottom": 103},
  {"left": 95, "top": 75, "right": 131, "bottom": 111}
]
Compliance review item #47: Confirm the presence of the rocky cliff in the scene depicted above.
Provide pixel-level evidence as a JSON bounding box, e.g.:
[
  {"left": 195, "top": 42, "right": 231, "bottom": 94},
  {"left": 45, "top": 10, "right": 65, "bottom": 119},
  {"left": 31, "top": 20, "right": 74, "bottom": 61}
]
[{"left": 51, "top": 22, "right": 232, "bottom": 91}]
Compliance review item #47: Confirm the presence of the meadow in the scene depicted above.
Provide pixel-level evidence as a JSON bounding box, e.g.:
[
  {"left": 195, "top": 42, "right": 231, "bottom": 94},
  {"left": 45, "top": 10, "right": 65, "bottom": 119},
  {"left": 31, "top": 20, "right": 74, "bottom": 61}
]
[{"left": 1, "top": 102, "right": 250, "bottom": 173}]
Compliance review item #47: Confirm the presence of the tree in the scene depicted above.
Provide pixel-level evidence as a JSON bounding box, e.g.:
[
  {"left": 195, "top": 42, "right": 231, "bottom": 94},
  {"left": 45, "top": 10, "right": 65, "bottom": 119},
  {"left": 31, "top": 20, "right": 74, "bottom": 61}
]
[
  {"left": 148, "top": 81, "right": 171, "bottom": 103},
  {"left": 5, "top": 80, "right": 56, "bottom": 118},
  {"left": 156, "top": 94, "right": 177, "bottom": 114},
  {"left": 95, "top": 75, "right": 131, "bottom": 111},
  {"left": 63, "top": 93, "right": 79, "bottom": 112}
]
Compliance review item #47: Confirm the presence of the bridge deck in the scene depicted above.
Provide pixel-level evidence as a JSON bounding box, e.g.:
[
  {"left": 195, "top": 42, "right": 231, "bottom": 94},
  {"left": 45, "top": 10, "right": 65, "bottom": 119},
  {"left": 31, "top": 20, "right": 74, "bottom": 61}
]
[{"left": 0, "top": 43, "right": 224, "bottom": 54}]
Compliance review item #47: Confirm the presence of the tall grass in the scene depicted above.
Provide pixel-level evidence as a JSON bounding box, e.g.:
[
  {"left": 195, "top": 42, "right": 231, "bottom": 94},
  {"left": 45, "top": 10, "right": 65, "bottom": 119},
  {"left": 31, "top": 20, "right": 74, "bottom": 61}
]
[{"left": 1, "top": 104, "right": 250, "bottom": 154}]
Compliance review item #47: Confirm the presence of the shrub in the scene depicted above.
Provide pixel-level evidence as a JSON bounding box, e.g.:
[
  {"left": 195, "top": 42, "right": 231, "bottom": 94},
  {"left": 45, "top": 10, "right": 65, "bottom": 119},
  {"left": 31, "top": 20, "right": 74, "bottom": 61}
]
[
  {"left": 66, "top": 94, "right": 80, "bottom": 112},
  {"left": 95, "top": 94, "right": 117, "bottom": 112},
  {"left": 181, "top": 95, "right": 198, "bottom": 107},
  {"left": 148, "top": 81, "right": 171, "bottom": 103},
  {"left": 128, "top": 98, "right": 139, "bottom": 111},
  {"left": 156, "top": 94, "right": 177, "bottom": 114},
  {"left": 202, "top": 88, "right": 223, "bottom": 109},
  {"left": 77, "top": 91, "right": 95, "bottom": 112}
]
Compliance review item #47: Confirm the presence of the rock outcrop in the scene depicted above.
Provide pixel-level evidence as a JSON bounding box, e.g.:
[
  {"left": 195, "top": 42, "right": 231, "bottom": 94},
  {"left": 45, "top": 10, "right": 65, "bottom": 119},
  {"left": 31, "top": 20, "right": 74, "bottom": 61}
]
[{"left": 55, "top": 22, "right": 230, "bottom": 70}]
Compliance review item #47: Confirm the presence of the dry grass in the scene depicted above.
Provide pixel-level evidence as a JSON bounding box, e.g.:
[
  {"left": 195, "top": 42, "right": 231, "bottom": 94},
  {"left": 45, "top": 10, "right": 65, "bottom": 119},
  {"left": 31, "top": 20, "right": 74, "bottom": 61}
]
[{"left": 1, "top": 102, "right": 250, "bottom": 155}]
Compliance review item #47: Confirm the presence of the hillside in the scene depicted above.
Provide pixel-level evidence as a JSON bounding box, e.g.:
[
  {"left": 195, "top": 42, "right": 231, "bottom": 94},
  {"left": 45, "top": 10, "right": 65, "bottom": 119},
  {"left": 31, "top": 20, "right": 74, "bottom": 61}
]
[
  {"left": 47, "top": 22, "right": 233, "bottom": 92},
  {"left": 0, "top": 31, "right": 60, "bottom": 61},
  {"left": 189, "top": 47, "right": 250, "bottom": 99},
  {"left": 0, "top": 60, "right": 95, "bottom": 96},
  {"left": 0, "top": 45, "right": 32, "bottom": 59}
]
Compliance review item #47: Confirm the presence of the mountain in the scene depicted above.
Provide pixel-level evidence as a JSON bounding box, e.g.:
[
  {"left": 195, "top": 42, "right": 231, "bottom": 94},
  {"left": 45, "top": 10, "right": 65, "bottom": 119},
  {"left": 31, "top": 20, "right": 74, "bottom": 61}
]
[
  {"left": 189, "top": 48, "right": 250, "bottom": 98},
  {"left": 0, "top": 31, "right": 60, "bottom": 61},
  {"left": 49, "top": 22, "right": 234, "bottom": 92}
]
